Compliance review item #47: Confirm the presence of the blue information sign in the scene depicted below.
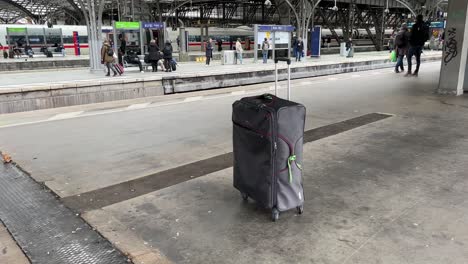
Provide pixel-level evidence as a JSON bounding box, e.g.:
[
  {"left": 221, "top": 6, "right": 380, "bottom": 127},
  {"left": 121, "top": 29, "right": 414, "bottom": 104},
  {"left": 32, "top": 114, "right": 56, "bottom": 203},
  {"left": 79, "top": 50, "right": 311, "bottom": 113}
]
[
  {"left": 142, "top": 22, "right": 164, "bottom": 29},
  {"left": 310, "top": 26, "right": 321, "bottom": 57},
  {"left": 258, "top": 25, "right": 295, "bottom": 32},
  {"left": 407, "top": 21, "right": 445, "bottom": 29}
]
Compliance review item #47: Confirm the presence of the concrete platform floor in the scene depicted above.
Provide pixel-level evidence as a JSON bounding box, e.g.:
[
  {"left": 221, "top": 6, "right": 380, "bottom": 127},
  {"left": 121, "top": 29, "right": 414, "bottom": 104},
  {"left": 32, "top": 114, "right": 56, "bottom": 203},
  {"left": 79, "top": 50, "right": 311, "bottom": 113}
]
[
  {"left": 2, "top": 61, "right": 468, "bottom": 263},
  {"left": 0, "top": 51, "right": 442, "bottom": 88}
]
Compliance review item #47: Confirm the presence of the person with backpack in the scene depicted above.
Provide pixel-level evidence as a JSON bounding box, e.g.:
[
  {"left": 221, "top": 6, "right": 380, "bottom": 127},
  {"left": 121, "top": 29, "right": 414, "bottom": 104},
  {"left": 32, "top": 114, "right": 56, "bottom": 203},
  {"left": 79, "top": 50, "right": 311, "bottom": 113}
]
[
  {"left": 162, "top": 40, "right": 173, "bottom": 72},
  {"left": 261, "top": 38, "right": 270, "bottom": 64},
  {"left": 394, "top": 24, "right": 410, "bottom": 73},
  {"left": 101, "top": 40, "right": 118, "bottom": 77},
  {"left": 205, "top": 38, "right": 214, "bottom": 66},
  {"left": 406, "top": 15, "right": 429, "bottom": 77}
]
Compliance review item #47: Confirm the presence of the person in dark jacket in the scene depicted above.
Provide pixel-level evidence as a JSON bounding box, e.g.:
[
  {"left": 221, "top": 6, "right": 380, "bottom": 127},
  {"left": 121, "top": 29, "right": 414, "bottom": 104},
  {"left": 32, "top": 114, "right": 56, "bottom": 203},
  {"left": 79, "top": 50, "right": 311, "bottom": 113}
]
[
  {"left": 162, "top": 41, "right": 173, "bottom": 72},
  {"left": 217, "top": 39, "right": 223, "bottom": 52},
  {"left": 118, "top": 34, "right": 127, "bottom": 65},
  {"left": 125, "top": 50, "right": 144, "bottom": 73},
  {"left": 345, "top": 38, "right": 353, "bottom": 58},
  {"left": 148, "top": 39, "right": 160, "bottom": 72},
  {"left": 295, "top": 37, "right": 304, "bottom": 62},
  {"left": 206, "top": 38, "right": 214, "bottom": 66},
  {"left": 406, "top": 14, "right": 429, "bottom": 77},
  {"left": 394, "top": 24, "right": 410, "bottom": 73}
]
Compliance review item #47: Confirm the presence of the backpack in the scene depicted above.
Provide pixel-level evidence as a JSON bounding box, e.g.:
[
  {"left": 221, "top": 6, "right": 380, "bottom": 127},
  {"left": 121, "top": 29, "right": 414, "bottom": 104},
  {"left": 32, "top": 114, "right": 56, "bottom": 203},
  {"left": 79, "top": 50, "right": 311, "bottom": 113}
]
[
  {"left": 163, "top": 46, "right": 171, "bottom": 56},
  {"left": 262, "top": 42, "right": 269, "bottom": 50},
  {"left": 411, "top": 22, "right": 430, "bottom": 45},
  {"left": 395, "top": 32, "right": 407, "bottom": 48},
  {"left": 107, "top": 48, "right": 114, "bottom": 57},
  {"left": 422, "top": 23, "right": 430, "bottom": 42}
]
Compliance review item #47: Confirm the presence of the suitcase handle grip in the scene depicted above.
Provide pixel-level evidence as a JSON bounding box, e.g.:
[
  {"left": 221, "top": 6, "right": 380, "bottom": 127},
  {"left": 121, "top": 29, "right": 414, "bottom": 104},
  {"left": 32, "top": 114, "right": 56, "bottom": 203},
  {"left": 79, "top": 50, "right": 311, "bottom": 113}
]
[
  {"left": 274, "top": 58, "right": 291, "bottom": 100},
  {"left": 274, "top": 58, "right": 291, "bottom": 65}
]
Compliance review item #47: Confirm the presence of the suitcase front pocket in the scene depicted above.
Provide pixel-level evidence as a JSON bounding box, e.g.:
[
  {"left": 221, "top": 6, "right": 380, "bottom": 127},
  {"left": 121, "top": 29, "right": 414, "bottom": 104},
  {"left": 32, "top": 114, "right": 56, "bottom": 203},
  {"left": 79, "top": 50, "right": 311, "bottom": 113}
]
[{"left": 233, "top": 123, "right": 273, "bottom": 208}]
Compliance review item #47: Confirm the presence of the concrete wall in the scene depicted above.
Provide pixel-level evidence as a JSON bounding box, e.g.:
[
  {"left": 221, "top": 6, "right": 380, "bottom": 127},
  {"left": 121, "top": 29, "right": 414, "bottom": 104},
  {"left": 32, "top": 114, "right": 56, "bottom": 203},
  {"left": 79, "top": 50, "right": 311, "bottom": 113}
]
[
  {"left": 0, "top": 59, "right": 89, "bottom": 72},
  {"left": 0, "top": 79, "right": 164, "bottom": 114},
  {"left": 164, "top": 55, "right": 442, "bottom": 94}
]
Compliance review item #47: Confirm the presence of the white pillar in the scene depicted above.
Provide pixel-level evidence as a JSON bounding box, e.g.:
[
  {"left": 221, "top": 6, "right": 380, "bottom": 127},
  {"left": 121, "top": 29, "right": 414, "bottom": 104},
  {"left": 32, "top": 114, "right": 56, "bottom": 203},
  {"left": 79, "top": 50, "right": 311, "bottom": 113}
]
[{"left": 437, "top": 0, "right": 468, "bottom": 95}]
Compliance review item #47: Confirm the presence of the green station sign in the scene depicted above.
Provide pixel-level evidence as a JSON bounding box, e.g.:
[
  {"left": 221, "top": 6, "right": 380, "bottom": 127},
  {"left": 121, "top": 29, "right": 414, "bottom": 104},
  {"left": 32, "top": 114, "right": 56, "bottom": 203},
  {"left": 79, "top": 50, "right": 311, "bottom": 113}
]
[
  {"left": 7, "top": 27, "right": 27, "bottom": 33},
  {"left": 115, "top": 21, "right": 140, "bottom": 29}
]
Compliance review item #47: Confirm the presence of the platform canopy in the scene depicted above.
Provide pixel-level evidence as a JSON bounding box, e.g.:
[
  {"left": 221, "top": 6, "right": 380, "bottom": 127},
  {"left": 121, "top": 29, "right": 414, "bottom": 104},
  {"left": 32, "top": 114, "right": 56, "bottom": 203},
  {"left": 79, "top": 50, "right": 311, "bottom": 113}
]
[{"left": 0, "top": 0, "right": 449, "bottom": 25}]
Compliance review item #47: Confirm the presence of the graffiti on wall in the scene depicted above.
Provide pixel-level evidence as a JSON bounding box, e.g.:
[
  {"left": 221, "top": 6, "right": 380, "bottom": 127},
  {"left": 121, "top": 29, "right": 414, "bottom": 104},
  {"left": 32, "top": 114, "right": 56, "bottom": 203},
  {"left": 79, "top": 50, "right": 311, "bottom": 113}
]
[{"left": 444, "top": 28, "right": 458, "bottom": 65}]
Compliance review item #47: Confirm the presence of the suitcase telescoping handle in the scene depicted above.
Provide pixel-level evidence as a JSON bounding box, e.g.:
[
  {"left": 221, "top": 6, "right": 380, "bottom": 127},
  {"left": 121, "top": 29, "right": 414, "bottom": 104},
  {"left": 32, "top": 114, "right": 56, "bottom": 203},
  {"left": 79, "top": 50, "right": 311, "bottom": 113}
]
[{"left": 274, "top": 58, "right": 292, "bottom": 100}]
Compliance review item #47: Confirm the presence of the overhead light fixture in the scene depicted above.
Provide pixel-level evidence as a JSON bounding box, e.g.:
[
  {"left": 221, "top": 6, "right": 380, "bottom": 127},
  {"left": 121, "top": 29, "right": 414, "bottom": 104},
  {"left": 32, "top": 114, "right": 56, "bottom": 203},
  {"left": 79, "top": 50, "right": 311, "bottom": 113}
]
[
  {"left": 385, "top": 0, "right": 389, "bottom": 13},
  {"left": 264, "top": 0, "right": 272, "bottom": 7},
  {"left": 332, "top": 0, "right": 338, "bottom": 11}
]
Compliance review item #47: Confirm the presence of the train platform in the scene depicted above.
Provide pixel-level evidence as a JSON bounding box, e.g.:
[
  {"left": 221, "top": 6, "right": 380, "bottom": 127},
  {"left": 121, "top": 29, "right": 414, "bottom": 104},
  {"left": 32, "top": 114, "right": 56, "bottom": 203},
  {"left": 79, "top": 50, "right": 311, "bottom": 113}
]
[
  {"left": 1, "top": 61, "right": 468, "bottom": 264},
  {"left": 0, "top": 50, "right": 442, "bottom": 114},
  {"left": 0, "top": 44, "right": 377, "bottom": 72}
]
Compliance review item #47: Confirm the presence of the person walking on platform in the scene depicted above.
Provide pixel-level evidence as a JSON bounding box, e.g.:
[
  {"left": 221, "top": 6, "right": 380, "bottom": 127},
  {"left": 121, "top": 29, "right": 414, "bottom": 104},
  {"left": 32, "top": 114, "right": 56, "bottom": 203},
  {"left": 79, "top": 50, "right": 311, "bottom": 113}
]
[
  {"left": 394, "top": 24, "right": 409, "bottom": 73},
  {"left": 101, "top": 40, "right": 118, "bottom": 77},
  {"left": 345, "top": 38, "right": 353, "bottom": 58},
  {"left": 217, "top": 39, "right": 223, "bottom": 52},
  {"left": 295, "top": 37, "right": 304, "bottom": 62},
  {"left": 148, "top": 39, "right": 160, "bottom": 72},
  {"left": 206, "top": 38, "right": 214, "bottom": 66},
  {"left": 327, "top": 36, "right": 331, "bottom": 49},
  {"left": 235, "top": 38, "right": 243, "bottom": 64},
  {"left": 406, "top": 14, "right": 429, "bottom": 77},
  {"left": 262, "top": 38, "right": 270, "bottom": 63},
  {"left": 162, "top": 40, "right": 173, "bottom": 72}
]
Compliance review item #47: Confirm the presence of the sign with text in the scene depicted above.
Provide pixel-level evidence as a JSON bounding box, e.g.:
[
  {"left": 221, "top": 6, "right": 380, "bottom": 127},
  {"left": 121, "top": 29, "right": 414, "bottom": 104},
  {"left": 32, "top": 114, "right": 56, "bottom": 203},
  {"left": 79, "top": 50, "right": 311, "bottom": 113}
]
[
  {"left": 142, "top": 22, "right": 164, "bottom": 29},
  {"left": 115, "top": 21, "right": 140, "bottom": 29},
  {"left": 7, "top": 28, "right": 26, "bottom": 33},
  {"left": 258, "top": 25, "right": 295, "bottom": 32},
  {"left": 407, "top": 21, "right": 445, "bottom": 29},
  {"left": 256, "top": 31, "right": 290, "bottom": 45}
]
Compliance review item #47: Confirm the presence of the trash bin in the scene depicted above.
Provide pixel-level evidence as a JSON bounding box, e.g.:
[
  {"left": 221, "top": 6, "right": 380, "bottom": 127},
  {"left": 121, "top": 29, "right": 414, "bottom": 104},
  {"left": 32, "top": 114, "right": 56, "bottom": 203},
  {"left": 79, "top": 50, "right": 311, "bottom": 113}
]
[{"left": 222, "top": 50, "right": 236, "bottom": 65}]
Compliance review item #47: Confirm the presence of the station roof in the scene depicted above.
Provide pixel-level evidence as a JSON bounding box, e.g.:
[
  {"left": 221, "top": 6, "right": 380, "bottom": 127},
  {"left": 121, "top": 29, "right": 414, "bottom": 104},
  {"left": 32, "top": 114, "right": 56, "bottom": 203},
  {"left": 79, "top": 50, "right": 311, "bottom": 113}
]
[{"left": 0, "top": 0, "right": 449, "bottom": 24}]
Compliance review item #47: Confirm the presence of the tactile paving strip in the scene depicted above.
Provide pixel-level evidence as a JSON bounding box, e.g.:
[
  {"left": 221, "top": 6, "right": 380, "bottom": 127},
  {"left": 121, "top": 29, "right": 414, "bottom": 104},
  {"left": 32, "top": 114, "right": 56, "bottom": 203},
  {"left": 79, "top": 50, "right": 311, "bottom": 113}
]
[{"left": 0, "top": 163, "right": 130, "bottom": 264}]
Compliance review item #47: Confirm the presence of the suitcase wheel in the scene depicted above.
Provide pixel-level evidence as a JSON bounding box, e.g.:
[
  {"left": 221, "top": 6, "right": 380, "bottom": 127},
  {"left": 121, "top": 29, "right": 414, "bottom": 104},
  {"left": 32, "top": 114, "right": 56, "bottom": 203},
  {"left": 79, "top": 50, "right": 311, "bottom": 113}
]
[
  {"left": 241, "top": 192, "right": 249, "bottom": 202},
  {"left": 296, "top": 205, "right": 304, "bottom": 215},
  {"left": 272, "top": 208, "right": 280, "bottom": 222}
]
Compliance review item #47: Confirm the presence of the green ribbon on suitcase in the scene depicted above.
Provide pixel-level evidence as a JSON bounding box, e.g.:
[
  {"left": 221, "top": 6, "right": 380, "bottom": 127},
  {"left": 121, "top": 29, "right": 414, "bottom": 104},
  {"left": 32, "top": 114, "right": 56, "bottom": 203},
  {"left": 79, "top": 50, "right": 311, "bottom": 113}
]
[{"left": 287, "top": 155, "right": 302, "bottom": 183}]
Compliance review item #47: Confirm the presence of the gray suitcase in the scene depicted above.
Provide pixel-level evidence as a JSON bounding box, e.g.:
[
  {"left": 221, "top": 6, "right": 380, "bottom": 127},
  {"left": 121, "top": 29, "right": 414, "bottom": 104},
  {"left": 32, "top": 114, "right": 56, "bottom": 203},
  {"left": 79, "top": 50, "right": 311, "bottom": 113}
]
[{"left": 232, "top": 58, "right": 306, "bottom": 221}]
